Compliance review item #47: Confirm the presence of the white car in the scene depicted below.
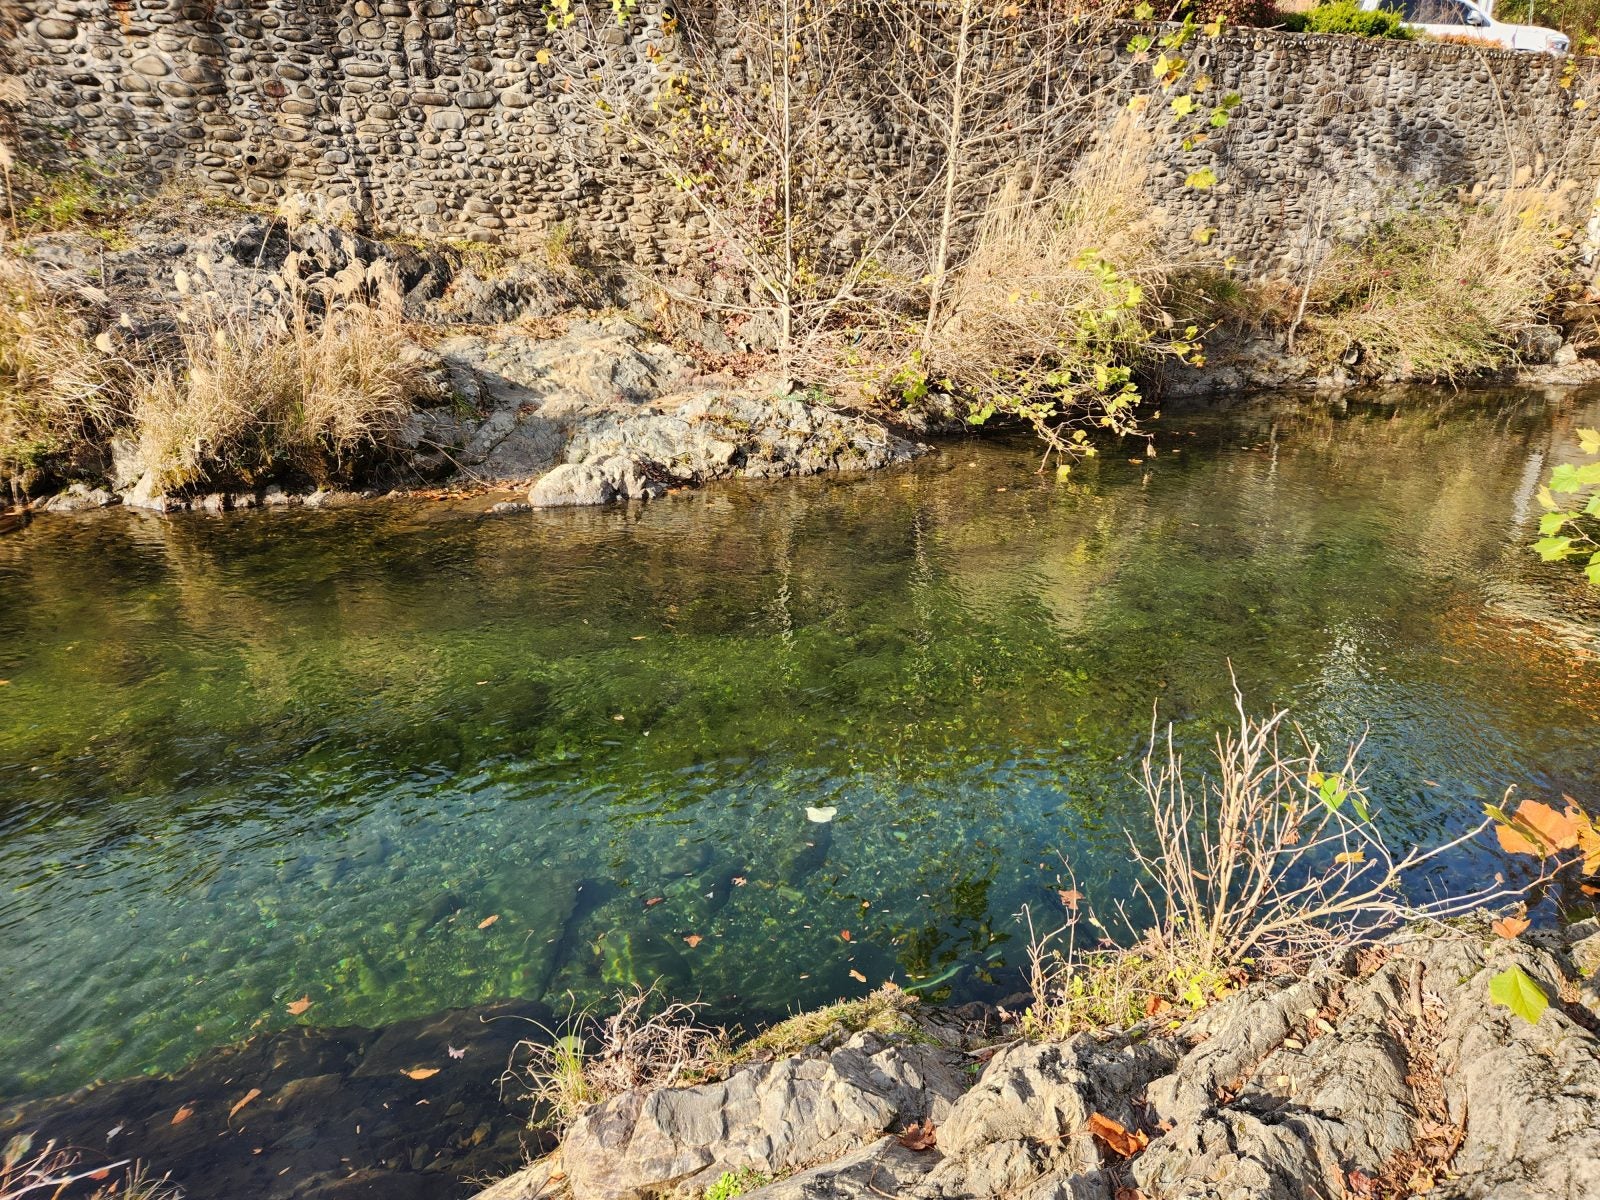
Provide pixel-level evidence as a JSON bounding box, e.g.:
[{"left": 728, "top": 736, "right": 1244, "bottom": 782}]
[{"left": 1360, "top": 0, "right": 1570, "bottom": 51}]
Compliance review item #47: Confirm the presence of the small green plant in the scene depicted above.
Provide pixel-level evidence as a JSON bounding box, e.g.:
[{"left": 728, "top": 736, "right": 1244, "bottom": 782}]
[
  {"left": 1532, "top": 426, "right": 1600, "bottom": 585},
  {"left": 732, "top": 985, "right": 919, "bottom": 1062},
  {"left": 1286, "top": 0, "right": 1415, "bottom": 37},
  {"left": 703, "top": 1167, "right": 773, "bottom": 1200}
]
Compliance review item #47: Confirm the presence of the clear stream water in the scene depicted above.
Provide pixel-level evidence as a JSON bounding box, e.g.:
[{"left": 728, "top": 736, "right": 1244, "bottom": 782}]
[{"left": 3, "top": 389, "right": 1599, "bottom": 1103}]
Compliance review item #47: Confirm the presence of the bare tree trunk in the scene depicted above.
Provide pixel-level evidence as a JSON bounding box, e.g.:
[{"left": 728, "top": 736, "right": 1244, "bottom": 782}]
[{"left": 922, "top": 0, "right": 975, "bottom": 355}]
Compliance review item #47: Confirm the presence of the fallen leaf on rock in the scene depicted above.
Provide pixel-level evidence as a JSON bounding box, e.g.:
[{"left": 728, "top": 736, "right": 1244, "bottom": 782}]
[
  {"left": 402, "top": 1068, "right": 440, "bottom": 1081},
  {"left": 1087, "top": 1112, "right": 1148, "bottom": 1158},
  {"left": 898, "top": 1119, "right": 937, "bottom": 1151},
  {"left": 171, "top": 1105, "right": 194, "bottom": 1126},
  {"left": 286, "top": 995, "right": 312, "bottom": 1016},
  {"left": 1491, "top": 914, "right": 1531, "bottom": 939},
  {"left": 477, "top": 914, "right": 499, "bottom": 930},
  {"left": 228, "top": 1089, "right": 262, "bottom": 1120},
  {"left": 683, "top": 934, "right": 703, "bottom": 948},
  {"left": 849, "top": 969, "right": 867, "bottom": 983}
]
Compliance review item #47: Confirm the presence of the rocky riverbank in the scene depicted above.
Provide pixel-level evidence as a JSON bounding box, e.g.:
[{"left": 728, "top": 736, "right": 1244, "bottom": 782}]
[
  {"left": 480, "top": 920, "right": 1600, "bottom": 1200},
  {"left": 3, "top": 203, "right": 924, "bottom": 518},
  {"left": 10, "top": 202, "right": 1600, "bottom": 524}
]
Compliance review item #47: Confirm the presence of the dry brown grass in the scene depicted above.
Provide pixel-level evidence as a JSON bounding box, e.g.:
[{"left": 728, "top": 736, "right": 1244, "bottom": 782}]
[
  {"left": 1022, "top": 686, "right": 1522, "bottom": 1041},
  {"left": 0, "top": 262, "right": 133, "bottom": 487},
  {"left": 1, "top": 1134, "right": 180, "bottom": 1200},
  {"left": 504, "top": 986, "right": 732, "bottom": 1136},
  {"left": 915, "top": 113, "right": 1181, "bottom": 459},
  {"left": 134, "top": 260, "right": 426, "bottom": 492},
  {"left": 1302, "top": 178, "right": 1573, "bottom": 380}
]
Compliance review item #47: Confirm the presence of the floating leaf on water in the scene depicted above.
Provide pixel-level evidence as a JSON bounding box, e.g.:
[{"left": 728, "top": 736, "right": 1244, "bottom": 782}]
[
  {"left": 840, "top": 930, "right": 852, "bottom": 942},
  {"left": 849, "top": 969, "right": 867, "bottom": 983},
  {"left": 402, "top": 1067, "right": 440, "bottom": 1080},
  {"left": 805, "top": 806, "right": 837, "bottom": 824},
  {"left": 171, "top": 1104, "right": 194, "bottom": 1125},
  {"left": 683, "top": 934, "right": 702, "bottom": 948},
  {"left": 286, "top": 995, "right": 312, "bottom": 1016},
  {"left": 477, "top": 914, "right": 500, "bottom": 929}
]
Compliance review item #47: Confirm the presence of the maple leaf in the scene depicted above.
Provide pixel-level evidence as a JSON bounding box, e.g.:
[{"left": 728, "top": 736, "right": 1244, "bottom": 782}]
[
  {"left": 898, "top": 1119, "right": 937, "bottom": 1151},
  {"left": 1058, "top": 888, "right": 1083, "bottom": 911},
  {"left": 1495, "top": 799, "right": 1582, "bottom": 857},
  {"left": 402, "top": 1067, "right": 440, "bottom": 1080},
  {"left": 286, "top": 995, "right": 312, "bottom": 1016},
  {"left": 228, "top": 1088, "right": 262, "bottom": 1120},
  {"left": 477, "top": 914, "right": 500, "bottom": 929},
  {"left": 1087, "top": 1113, "right": 1148, "bottom": 1158},
  {"left": 683, "top": 934, "right": 703, "bottom": 948},
  {"left": 1490, "top": 914, "right": 1531, "bottom": 939}
]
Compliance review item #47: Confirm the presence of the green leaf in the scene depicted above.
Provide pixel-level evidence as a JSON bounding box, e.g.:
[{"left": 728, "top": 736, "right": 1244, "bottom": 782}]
[
  {"left": 1585, "top": 493, "right": 1600, "bottom": 517},
  {"left": 1550, "top": 463, "right": 1582, "bottom": 493},
  {"left": 1539, "top": 511, "right": 1571, "bottom": 536},
  {"left": 1579, "top": 427, "right": 1600, "bottom": 455},
  {"left": 1587, "top": 559, "right": 1600, "bottom": 586},
  {"left": 1134, "top": 1, "right": 1155, "bottom": 16},
  {"left": 1488, "top": 965, "right": 1548, "bottom": 1025},
  {"left": 1171, "top": 94, "right": 1196, "bottom": 118},
  {"left": 1209, "top": 109, "right": 1230, "bottom": 128},
  {"left": 1185, "top": 167, "right": 1218, "bottom": 190},
  {"left": 1537, "top": 485, "right": 1557, "bottom": 511},
  {"left": 1533, "top": 535, "right": 1575, "bottom": 562}
]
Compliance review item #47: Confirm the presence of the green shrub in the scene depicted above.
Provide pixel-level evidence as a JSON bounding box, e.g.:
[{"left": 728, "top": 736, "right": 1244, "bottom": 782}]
[
  {"left": 703, "top": 1168, "right": 773, "bottom": 1200},
  {"left": 1294, "top": 0, "right": 1415, "bottom": 37}
]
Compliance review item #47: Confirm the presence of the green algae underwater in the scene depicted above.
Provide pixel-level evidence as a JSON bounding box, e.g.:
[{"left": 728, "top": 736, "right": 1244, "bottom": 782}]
[{"left": 3, "top": 388, "right": 1600, "bottom": 1101}]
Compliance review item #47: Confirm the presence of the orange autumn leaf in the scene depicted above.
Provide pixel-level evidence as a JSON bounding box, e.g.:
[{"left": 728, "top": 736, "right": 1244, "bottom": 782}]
[
  {"left": 1497, "top": 799, "right": 1583, "bottom": 857},
  {"left": 402, "top": 1068, "right": 440, "bottom": 1080},
  {"left": 477, "top": 914, "right": 499, "bottom": 930},
  {"left": 1058, "top": 888, "right": 1083, "bottom": 911},
  {"left": 644, "top": 897, "right": 664, "bottom": 907},
  {"left": 286, "top": 995, "right": 312, "bottom": 1016},
  {"left": 228, "top": 1088, "right": 262, "bottom": 1120},
  {"left": 683, "top": 934, "right": 702, "bottom": 948},
  {"left": 849, "top": 969, "right": 868, "bottom": 983},
  {"left": 1491, "top": 915, "right": 1531, "bottom": 939},
  {"left": 1143, "top": 995, "right": 1170, "bottom": 1017},
  {"left": 840, "top": 930, "right": 852, "bottom": 942},
  {"left": 898, "top": 1119, "right": 937, "bottom": 1151},
  {"left": 171, "top": 1105, "right": 194, "bottom": 1125},
  {"left": 1087, "top": 1112, "right": 1148, "bottom": 1159}
]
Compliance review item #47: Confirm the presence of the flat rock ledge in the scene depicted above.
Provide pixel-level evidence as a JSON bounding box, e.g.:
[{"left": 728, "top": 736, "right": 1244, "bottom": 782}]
[{"left": 479, "top": 922, "right": 1600, "bottom": 1200}]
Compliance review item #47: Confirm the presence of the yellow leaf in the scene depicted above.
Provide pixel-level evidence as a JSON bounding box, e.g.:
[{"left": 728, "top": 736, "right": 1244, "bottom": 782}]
[
  {"left": 402, "top": 1068, "right": 440, "bottom": 1080},
  {"left": 1334, "top": 850, "right": 1365, "bottom": 865},
  {"left": 535, "top": 48, "right": 551, "bottom": 65}
]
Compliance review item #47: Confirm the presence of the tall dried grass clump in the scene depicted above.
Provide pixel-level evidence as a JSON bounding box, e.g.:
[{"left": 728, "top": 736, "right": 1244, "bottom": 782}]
[
  {"left": 920, "top": 114, "right": 1186, "bottom": 460},
  {"left": 1303, "top": 178, "right": 1573, "bottom": 380},
  {"left": 0, "top": 262, "right": 131, "bottom": 486},
  {"left": 504, "top": 986, "right": 731, "bottom": 1136},
  {"left": 1022, "top": 686, "right": 1516, "bottom": 1041},
  {"left": 134, "top": 261, "right": 426, "bottom": 492}
]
